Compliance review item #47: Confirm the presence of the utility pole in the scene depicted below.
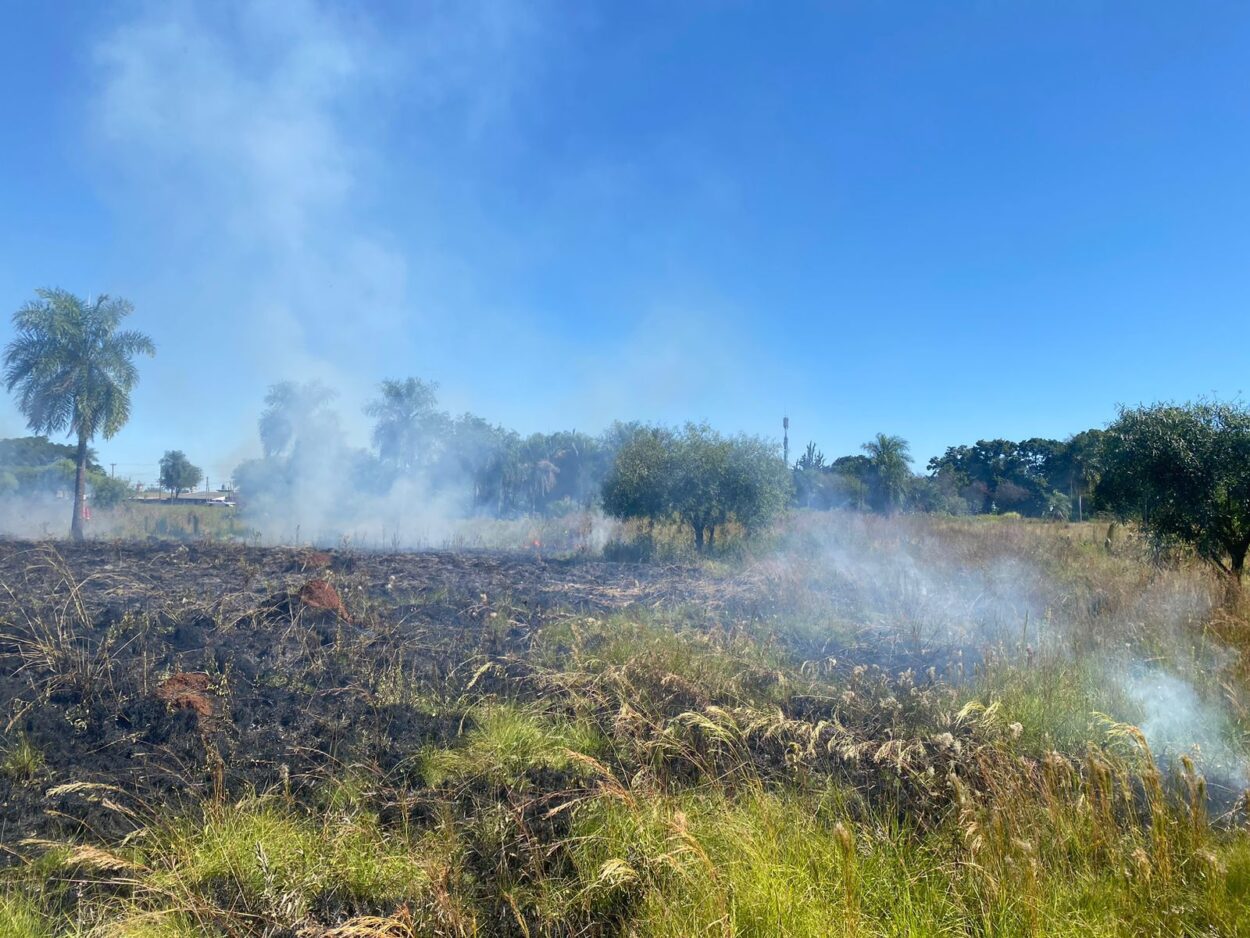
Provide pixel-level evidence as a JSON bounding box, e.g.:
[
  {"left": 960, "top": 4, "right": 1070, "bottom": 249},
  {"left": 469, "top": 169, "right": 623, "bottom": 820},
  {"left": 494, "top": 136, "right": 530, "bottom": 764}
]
[
  {"left": 110, "top": 463, "right": 116, "bottom": 478},
  {"left": 783, "top": 416, "right": 790, "bottom": 468}
]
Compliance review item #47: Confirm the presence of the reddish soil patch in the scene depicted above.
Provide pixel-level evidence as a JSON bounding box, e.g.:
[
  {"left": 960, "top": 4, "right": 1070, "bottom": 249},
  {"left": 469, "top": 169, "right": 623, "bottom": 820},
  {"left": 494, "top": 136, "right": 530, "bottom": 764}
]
[
  {"left": 297, "top": 549, "right": 333, "bottom": 571},
  {"left": 298, "top": 578, "right": 350, "bottom": 621},
  {"left": 155, "top": 672, "right": 213, "bottom": 719}
]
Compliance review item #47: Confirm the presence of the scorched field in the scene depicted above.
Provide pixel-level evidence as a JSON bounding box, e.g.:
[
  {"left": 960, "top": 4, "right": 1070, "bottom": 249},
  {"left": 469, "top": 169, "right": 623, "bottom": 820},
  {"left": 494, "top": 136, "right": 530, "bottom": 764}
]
[{"left": 2, "top": 515, "right": 1249, "bottom": 937}]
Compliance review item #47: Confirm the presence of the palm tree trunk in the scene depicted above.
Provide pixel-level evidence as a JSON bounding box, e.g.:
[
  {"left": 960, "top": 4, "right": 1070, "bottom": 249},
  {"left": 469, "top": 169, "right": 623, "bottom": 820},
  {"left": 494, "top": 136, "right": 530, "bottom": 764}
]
[{"left": 71, "top": 434, "right": 88, "bottom": 541}]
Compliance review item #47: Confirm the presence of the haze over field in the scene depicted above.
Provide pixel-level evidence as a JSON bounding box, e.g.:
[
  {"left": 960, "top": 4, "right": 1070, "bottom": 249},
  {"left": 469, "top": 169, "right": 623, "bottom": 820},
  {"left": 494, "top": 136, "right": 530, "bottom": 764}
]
[
  {"left": 2, "top": 1, "right": 1250, "bottom": 481},
  {"left": 4, "top": 6, "right": 1250, "bottom": 936}
]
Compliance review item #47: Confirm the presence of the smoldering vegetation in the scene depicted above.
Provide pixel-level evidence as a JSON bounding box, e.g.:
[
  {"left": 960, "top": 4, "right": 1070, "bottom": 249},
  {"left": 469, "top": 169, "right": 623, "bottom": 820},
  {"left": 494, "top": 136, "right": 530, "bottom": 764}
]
[
  {"left": 1, "top": 512, "right": 1249, "bottom": 936},
  {"left": 765, "top": 514, "right": 1249, "bottom": 799}
]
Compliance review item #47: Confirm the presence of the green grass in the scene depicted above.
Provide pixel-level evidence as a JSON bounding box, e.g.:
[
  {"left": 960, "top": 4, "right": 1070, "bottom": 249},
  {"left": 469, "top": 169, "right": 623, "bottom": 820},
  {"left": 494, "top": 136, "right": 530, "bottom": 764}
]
[
  {"left": 0, "top": 735, "right": 45, "bottom": 782},
  {"left": 149, "top": 800, "right": 432, "bottom": 919},
  {"left": 419, "top": 703, "right": 606, "bottom": 788},
  {"left": 534, "top": 611, "right": 800, "bottom": 715},
  {"left": 0, "top": 892, "right": 51, "bottom": 938},
  {"left": 1, "top": 804, "right": 444, "bottom": 936},
  {"left": 564, "top": 779, "right": 1250, "bottom": 937},
  {"left": 972, "top": 658, "right": 1135, "bottom": 752},
  {"left": 11, "top": 774, "right": 1248, "bottom": 937},
  {"left": 93, "top": 501, "right": 255, "bottom": 541}
]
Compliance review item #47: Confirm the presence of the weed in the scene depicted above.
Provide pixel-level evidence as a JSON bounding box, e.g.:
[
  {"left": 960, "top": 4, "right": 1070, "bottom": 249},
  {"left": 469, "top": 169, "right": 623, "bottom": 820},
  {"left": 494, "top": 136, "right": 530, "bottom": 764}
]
[
  {"left": 419, "top": 703, "right": 604, "bottom": 789},
  {"left": 1, "top": 735, "right": 44, "bottom": 782}
]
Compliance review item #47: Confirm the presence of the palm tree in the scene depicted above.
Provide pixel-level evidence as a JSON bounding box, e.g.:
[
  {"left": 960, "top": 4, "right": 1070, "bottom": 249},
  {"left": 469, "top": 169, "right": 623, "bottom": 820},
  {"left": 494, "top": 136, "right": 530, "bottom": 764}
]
[
  {"left": 259, "top": 380, "right": 339, "bottom": 458},
  {"left": 862, "top": 433, "right": 912, "bottom": 514},
  {"left": 364, "top": 377, "right": 442, "bottom": 472},
  {"left": 4, "top": 289, "right": 155, "bottom": 540}
]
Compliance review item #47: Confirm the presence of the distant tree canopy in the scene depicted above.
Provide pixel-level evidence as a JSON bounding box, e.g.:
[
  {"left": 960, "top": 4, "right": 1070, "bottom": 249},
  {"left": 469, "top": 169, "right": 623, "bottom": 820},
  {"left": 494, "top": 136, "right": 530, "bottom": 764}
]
[
  {"left": 920, "top": 433, "right": 1105, "bottom": 519},
  {"left": 0, "top": 434, "right": 133, "bottom": 509},
  {"left": 90, "top": 474, "right": 132, "bottom": 508},
  {"left": 602, "top": 423, "right": 791, "bottom": 551},
  {"left": 0, "top": 436, "right": 100, "bottom": 473},
  {"left": 259, "top": 381, "right": 340, "bottom": 460},
  {"left": 366, "top": 377, "right": 442, "bottom": 473},
  {"left": 1100, "top": 401, "right": 1250, "bottom": 583},
  {"left": 791, "top": 436, "right": 914, "bottom": 515},
  {"left": 787, "top": 428, "right": 1107, "bottom": 520},
  {"left": 1045, "top": 429, "right": 1104, "bottom": 521},
  {"left": 159, "top": 450, "right": 203, "bottom": 498},
  {"left": 0, "top": 436, "right": 98, "bottom": 500},
  {"left": 792, "top": 448, "right": 871, "bottom": 511},
  {"left": 928, "top": 439, "right": 1053, "bottom": 515},
  {"left": 226, "top": 376, "right": 1250, "bottom": 564},
  {"left": 233, "top": 378, "right": 619, "bottom": 527}
]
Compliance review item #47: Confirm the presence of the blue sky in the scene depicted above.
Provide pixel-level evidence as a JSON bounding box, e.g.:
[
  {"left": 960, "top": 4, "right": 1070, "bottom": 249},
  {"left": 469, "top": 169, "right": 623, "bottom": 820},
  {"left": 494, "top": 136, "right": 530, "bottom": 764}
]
[{"left": 1, "top": 1, "right": 1247, "bottom": 483}]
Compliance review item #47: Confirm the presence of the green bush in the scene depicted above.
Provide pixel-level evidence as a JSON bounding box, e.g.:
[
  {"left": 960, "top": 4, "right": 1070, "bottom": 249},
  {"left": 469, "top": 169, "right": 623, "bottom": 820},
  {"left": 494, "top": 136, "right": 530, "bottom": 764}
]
[{"left": 89, "top": 472, "right": 133, "bottom": 508}]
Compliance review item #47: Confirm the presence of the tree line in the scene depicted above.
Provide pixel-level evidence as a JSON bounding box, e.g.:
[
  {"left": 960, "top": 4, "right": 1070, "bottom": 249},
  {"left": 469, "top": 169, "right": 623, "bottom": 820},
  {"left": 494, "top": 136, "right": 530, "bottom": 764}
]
[
  {"left": 230, "top": 378, "right": 619, "bottom": 524},
  {"left": 791, "top": 429, "right": 1105, "bottom": 520},
  {"left": 1, "top": 288, "right": 1246, "bottom": 586},
  {"left": 233, "top": 384, "right": 793, "bottom": 554},
  {"left": 0, "top": 435, "right": 132, "bottom": 509},
  {"left": 790, "top": 412, "right": 1249, "bottom": 584}
]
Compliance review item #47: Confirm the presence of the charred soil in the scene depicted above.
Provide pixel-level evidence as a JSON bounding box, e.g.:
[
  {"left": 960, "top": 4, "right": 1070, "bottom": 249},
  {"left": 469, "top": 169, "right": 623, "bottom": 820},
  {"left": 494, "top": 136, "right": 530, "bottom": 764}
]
[{"left": 0, "top": 541, "right": 748, "bottom": 846}]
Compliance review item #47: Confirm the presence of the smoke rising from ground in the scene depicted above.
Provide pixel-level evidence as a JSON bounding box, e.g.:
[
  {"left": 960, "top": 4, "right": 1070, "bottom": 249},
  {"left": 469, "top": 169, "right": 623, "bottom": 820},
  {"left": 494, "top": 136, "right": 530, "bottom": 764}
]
[
  {"left": 768, "top": 513, "right": 1248, "bottom": 792},
  {"left": 1122, "top": 669, "right": 1249, "bottom": 796}
]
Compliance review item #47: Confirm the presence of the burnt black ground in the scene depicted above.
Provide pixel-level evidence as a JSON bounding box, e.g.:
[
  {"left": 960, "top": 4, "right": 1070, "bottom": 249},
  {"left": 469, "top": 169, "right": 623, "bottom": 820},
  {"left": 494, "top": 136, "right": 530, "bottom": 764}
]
[
  {"left": 0, "top": 539, "right": 740, "bottom": 853},
  {"left": 0, "top": 537, "right": 987, "bottom": 865}
]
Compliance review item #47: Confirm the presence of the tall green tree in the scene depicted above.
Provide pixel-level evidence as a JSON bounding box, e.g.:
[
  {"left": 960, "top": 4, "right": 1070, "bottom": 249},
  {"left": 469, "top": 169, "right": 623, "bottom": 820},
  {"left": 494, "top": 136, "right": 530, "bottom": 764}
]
[
  {"left": 792, "top": 442, "right": 829, "bottom": 508},
  {"left": 3, "top": 289, "right": 155, "bottom": 539},
  {"left": 830, "top": 455, "right": 872, "bottom": 511},
  {"left": 602, "top": 423, "right": 790, "bottom": 552},
  {"left": 438, "top": 414, "right": 518, "bottom": 514},
  {"left": 89, "top": 474, "right": 132, "bottom": 509},
  {"left": 159, "top": 450, "right": 203, "bottom": 499},
  {"left": 1100, "top": 401, "right": 1250, "bottom": 589},
  {"left": 862, "top": 433, "right": 912, "bottom": 514},
  {"left": 601, "top": 426, "right": 675, "bottom": 527},
  {"left": 795, "top": 441, "right": 825, "bottom": 472}
]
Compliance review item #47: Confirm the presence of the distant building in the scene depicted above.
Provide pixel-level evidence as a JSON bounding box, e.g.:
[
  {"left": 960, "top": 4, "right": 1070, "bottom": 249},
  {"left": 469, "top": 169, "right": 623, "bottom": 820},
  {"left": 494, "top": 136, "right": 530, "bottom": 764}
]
[{"left": 129, "top": 490, "right": 234, "bottom": 507}]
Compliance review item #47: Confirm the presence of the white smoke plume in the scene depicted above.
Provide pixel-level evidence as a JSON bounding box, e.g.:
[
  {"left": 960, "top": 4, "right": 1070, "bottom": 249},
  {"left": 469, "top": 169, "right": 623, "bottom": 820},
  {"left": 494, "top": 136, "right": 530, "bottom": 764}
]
[{"left": 765, "top": 512, "right": 1249, "bottom": 792}]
